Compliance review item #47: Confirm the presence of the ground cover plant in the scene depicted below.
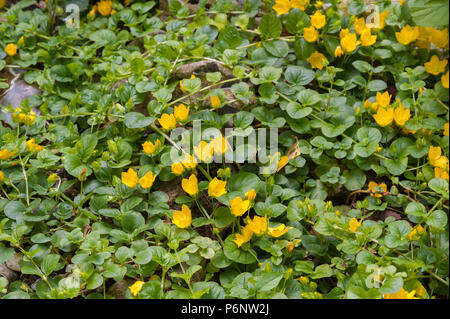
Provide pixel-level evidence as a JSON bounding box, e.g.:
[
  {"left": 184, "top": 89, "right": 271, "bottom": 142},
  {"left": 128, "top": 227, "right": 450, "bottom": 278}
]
[{"left": 0, "top": 0, "right": 448, "bottom": 299}]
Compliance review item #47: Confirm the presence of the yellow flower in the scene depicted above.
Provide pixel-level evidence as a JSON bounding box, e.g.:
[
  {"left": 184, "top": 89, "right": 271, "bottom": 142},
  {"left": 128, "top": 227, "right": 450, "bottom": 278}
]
[
  {"left": 373, "top": 107, "right": 394, "bottom": 127},
  {"left": 303, "top": 26, "right": 319, "bottom": 42},
  {"left": 88, "top": 5, "right": 97, "bottom": 18},
  {"left": 5, "top": 43, "right": 17, "bottom": 56},
  {"left": 360, "top": 28, "right": 377, "bottom": 46},
  {"left": 442, "top": 71, "right": 449, "bottom": 88},
  {"left": 435, "top": 167, "right": 449, "bottom": 181},
  {"left": 424, "top": 55, "right": 448, "bottom": 75},
  {"left": 181, "top": 174, "right": 199, "bottom": 196},
  {"left": 383, "top": 288, "right": 419, "bottom": 299},
  {"left": 230, "top": 196, "right": 251, "bottom": 217},
  {"left": 340, "top": 32, "right": 360, "bottom": 53},
  {"left": 287, "top": 241, "right": 295, "bottom": 252},
  {"left": 354, "top": 17, "right": 366, "bottom": 35},
  {"left": 428, "top": 146, "right": 449, "bottom": 169},
  {"left": 17, "top": 36, "right": 24, "bottom": 47},
  {"left": 268, "top": 224, "right": 291, "bottom": 237},
  {"left": 334, "top": 45, "right": 344, "bottom": 57},
  {"left": 48, "top": 173, "right": 57, "bottom": 183},
  {"left": 298, "top": 276, "right": 309, "bottom": 284},
  {"left": 416, "top": 26, "right": 433, "bottom": 50},
  {"left": 376, "top": 91, "right": 391, "bottom": 108},
  {"left": 306, "top": 51, "right": 328, "bottom": 70},
  {"left": 277, "top": 155, "right": 289, "bottom": 171},
  {"left": 0, "top": 149, "right": 16, "bottom": 160},
  {"left": 171, "top": 162, "right": 184, "bottom": 175},
  {"left": 444, "top": 122, "right": 449, "bottom": 136},
  {"left": 158, "top": 113, "right": 176, "bottom": 131},
  {"left": 368, "top": 181, "right": 387, "bottom": 198},
  {"left": 348, "top": 218, "right": 363, "bottom": 232},
  {"left": 232, "top": 225, "right": 253, "bottom": 247},
  {"left": 174, "top": 104, "right": 189, "bottom": 122},
  {"left": 142, "top": 139, "right": 161, "bottom": 155},
  {"left": 315, "top": 1, "right": 322, "bottom": 8},
  {"left": 310, "top": 11, "right": 326, "bottom": 29},
  {"left": 395, "top": 25, "right": 419, "bottom": 45},
  {"left": 247, "top": 215, "right": 268, "bottom": 235},
  {"left": 339, "top": 28, "right": 350, "bottom": 38},
  {"left": 430, "top": 28, "right": 449, "bottom": 49},
  {"left": 110, "top": 9, "right": 116, "bottom": 15},
  {"left": 376, "top": 10, "right": 389, "bottom": 29},
  {"left": 407, "top": 224, "right": 426, "bottom": 240},
  {"left": 23, "top": 110, "right": 36, "bottom": 126},
  {"left": 208, "top": 177, "right": 227, "bottom": 198},
  {"left": 181, "top": 153, "right": 198, "bottom": 170},
  {"left": 0, "top": 170, "right": 4, "bottom": 182},
  {"left": 138, "top": 171, "right": 157, "bottom": 189},
  {"left": 211, "top": 134, "right": 229, "bottom": 155},
  {"left": 97, "top": 0, "right": 112, "bottom": 16},
  {"left": 25, "top": 138, "right": 44, "bottom": 152},
  {"left": 124, "top": 0, "right": 130, "bottom": 6},
  {"left": 393, "top": 100, "right": 410, "bottom": 126},
  {"left": 210, "top": 95, "right": 221, "bottom": 108},
  {"left": 129, "top": 281, "right": 145, "bottom": 297},
  {"left": 172, "top": 204, "right": 192, "bottom": 229},
  {"left": 245, "top": 189, "right": 256, "bottom": 201},
  {"left": 272, "top": 0, "right": 291, "bottom": 16},
  {"left": 291, "top": 0, "right": 309, "bottom": 11},
  {"left": 193, "top": 141, "right": 214, "bottom": 163},
  {"left": 121, "top": 168, "right": 138, "bottom": 188}
]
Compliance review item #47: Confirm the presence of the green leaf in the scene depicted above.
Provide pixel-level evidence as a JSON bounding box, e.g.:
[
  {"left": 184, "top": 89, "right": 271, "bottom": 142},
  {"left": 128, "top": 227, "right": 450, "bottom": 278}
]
[
  {"left": 50, "top": 65, "right": 72, "bottom": 83},
  {"left": 255, "top": 273, "right": 283, "bottom": 291},
  {"left": 285, "top": 65, "right": 315, "bottom": 86},
  {"left": 223, "top": 236, "right": 257, "bottom": 264},
  {"left": 286, "top": 102, "right": 312, "bottom": 119},
  {"left": 124, "top": 112, "right": 155, "bottom": 128},
  {"left": 262, "top": 40, "right": 289, "bottom": 57},
  {"left": 426, "top": 210, "right": 448, "bottom": 229},
  {"left": 343, "top": 168, "right": 367, "bottom": 191},
  {"left": 41, "top": 254, "right": 60, "bottom": 276},
  {"left": 405, "top": 202, "right": 427, "bottom": 217},
  {"left": 408, "top": 0, "right": 449, "bottom": 27},
  {"left": 0, "top": 243, "right": 15, "bottom": 264},
  {"left": 258, "top": 13, "right": 282, "bottom": 38}
]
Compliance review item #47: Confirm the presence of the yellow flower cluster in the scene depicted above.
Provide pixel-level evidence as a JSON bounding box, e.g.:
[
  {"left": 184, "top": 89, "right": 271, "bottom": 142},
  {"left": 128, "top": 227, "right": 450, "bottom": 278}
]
[
  {"left": 158, "top": 104, "right": 190, "bottom": 131},
  {"left": 367, "top": 181, "right": 387, "bottom": 198},
  {"left": 383, "top": 288, "right": 419, "bottom": 299},
  {"left": 121, "top": 168, "right": 158, "bottom": 188},
  {"left": 142, "top": 139, "right": 162, "bottom": 155},
  {"left": 11, "top": 108, "right": 36, "bottom": 126},
  {"left": 415, "top": 27, "right": 449, "bottom": 50},
  {"left": 129, "top": 281, "right": 144, "bottom": 297},
  {"left": 428, "top": 146, "right": 449, "bottom": 181},
  {"left": 348, "top": 217, "right": 363, "bottom": 232},
  {"left": 303, "top": 11, "right": 326, "bottom": 43},
  {"left": 353, "top": 17, "right": 377, "bottom": 46},
  {"left": 407, "top": 224, "right": 425, "bottom": 241},
  {"left": 272, "top": 0, "right": 310, "bottom": 16},
  {"left": 229, "top": 189, "right": 256, "bottom": 217},
  {"left": 371, "top": 93, "right": 411, "bottom": 127},
  {"left": 0, "top": 149, "right": 16, "bottom": 160},
  {"left": 25, "top": 138, "right": 44, "bottom": 152}
]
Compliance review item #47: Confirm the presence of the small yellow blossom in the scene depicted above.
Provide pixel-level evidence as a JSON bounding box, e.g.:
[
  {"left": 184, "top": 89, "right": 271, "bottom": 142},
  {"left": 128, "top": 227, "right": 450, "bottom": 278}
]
[
  {"left": 210, "top": 95, "right": 221, "bottom": 108},
  {"left": 208, "top": 177, "right": 227, "bottom": 198},
  {"left": 142, "top": 140, "right": 161, "bottom": 155},
  {"left": 121, "top": 168, "right": 138, "bottom": 188},
  {"left": 25, "top": 138, "right": 44, "bottom": 152},
  {"left": 435, "top": 167, "right": 449, "bottom": 181},
  {"left": 393, "top": 100, "right": 410, "bottom": 126},
  {"left": 442, "top": 71, "right": 449, "bottom": 88},
  {"left": 211, "top": 134, "right": 229, "bottom": 155},
  {"left": 0, "top": 171, "right": 4, "bottom": 182},
  {"left": 268, "top": 224, "right": 291, "bottom": 237},
  {"left": 0, "top": 149, "right": 16, "bottom": 160},
  {"left": 230, "top": 196, "right": 251, "bottom": 217},
  {"left": 395, "top": 25, "right": 419, "bottom": 45},
  {"left": 172, "top": 205, "right": 192, "bottom": 229},
  {"left": 428, "top": 146, "right": 449, "bottom": 169},
  {"left": 310, "top": 11, "right": 326, "bottom": 29},
  {"left": 158, "top": 113, "right": 176, "bottom": 131},
  {"left": 334, "top": 45, "right": 344, "bottom": 57},
  {"left": 307, "top": 51, "right": 328, "bottom": 70},
  {"left": 360, "top": 28, "right": 377, "bottom": 46},
  {"left": 88, "top": 5, "right": 97, "bottom": 18},
  {"left": 5, "top": 43, "right": 17, "bottom": 56},
  {"left": 277, "top": 155, "right": 289, "bottom": 171},
  {"left": 17, "top": 36, "right": 24, "bottom": 47},
  {"left": 354, "top": 17, "right": 366, "bottom": 35},
  {"left": 272, "top": 0, "right": 291, "bottom": 16},
  {"left": 247, "top": 215, "right": 268, "bottom": 235},
  {"left": 97, "top": 0, "right": 112, "bottom": 16},
  {"left": 245, "top": 189, "right": 256, "bottom": 201},
  {"left": 373, "top": 107, "right": 394, "bottom": 127},
  {"left": 138, "top": 171, "right": 157, "bottom": 189},
  {"left": 171, "top": 162, "right": 184, "bottom": 176},
  {"left": 444, "top": 122, "right": 449, "bottom": 136},
  {"left": 287, "top": 241, "right": 295, "bottom": 252},
  {"left": 340, "top": 32, "right": 360, "bottom": 53},
  {"left": 348, "top": 217, "right": 363, "bottom": 232},
  {"left": 430, "top": 28, "right": 449, "bottom": 49},
  {"left": 193, "top": 141, "right": 214, "bottom": 163},
  {"left": 174, "top": 104, "right": 189, "bottom": 122},
  {"left": 181, "top": 174, "right": 199, "bottom": 196},
  {"left": 303, "top": 26, "right": 319, "bottom": 42},
  {"left": 232, "top": 225, "right": 253, "bottom": 247},
  {"left": 383, "top": 288, "right": 419, "bottom": 299},
  {"left": 368, "top": 181, "right": 387, "bottom": 197},
  {"left": 376, "top": 91, "right": 391, "bottom": 108},
  {"left": 129, "top": 281, "right": 145, "bottom": 297},
  {"left": 407, "top": 224, "right": 426, "bottom": 241},
  {"left": 424, "top": 55, "right": 448, "bottom": 75},
  {"left": 181, "top": 153, "right": 198, "bottom": 170}
]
